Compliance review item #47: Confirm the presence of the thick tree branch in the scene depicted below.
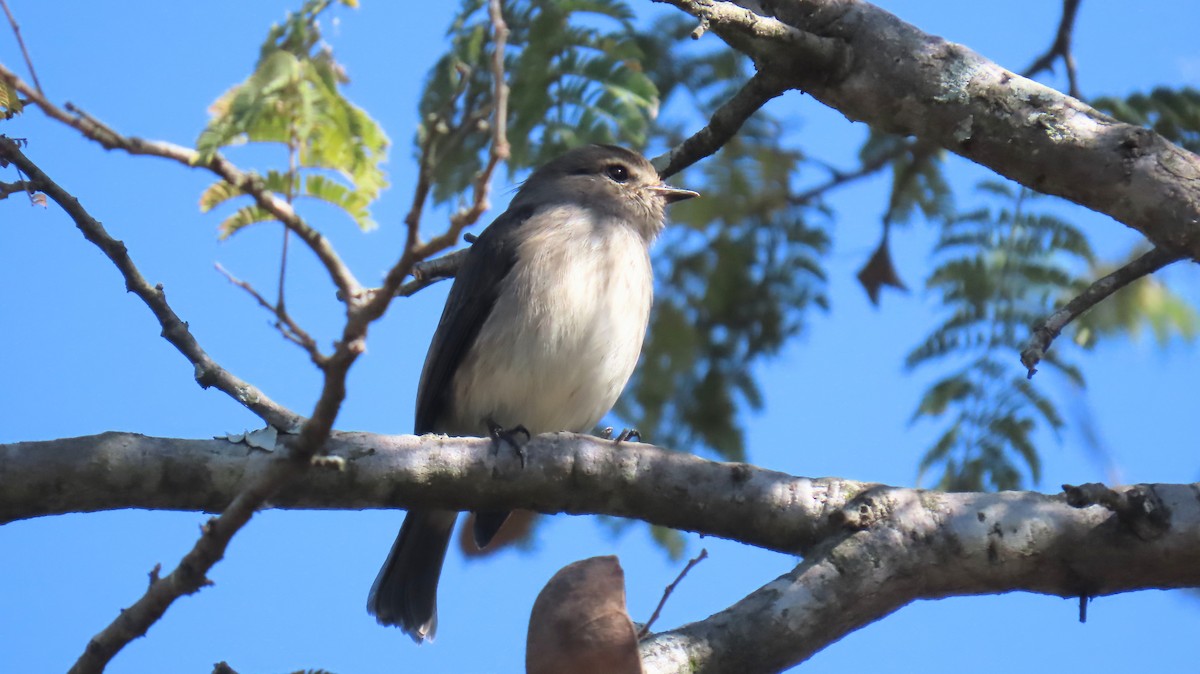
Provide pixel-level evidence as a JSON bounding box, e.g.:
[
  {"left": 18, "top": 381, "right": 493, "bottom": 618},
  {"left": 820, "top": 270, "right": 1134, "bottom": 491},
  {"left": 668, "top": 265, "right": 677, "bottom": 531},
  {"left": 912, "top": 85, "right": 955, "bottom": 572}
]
[
  {"left": 0, "top": 432, "right": 862, "bottom": 555},
  {"left": 663, "top": 0, "right": 1200, "bottom": 261},
  {"left": 640, "top": 480, "right": 1200, "bottom": 673},
  {"left": 789, "top": 0, "right": 1085, "bottom": 216},
  {"left": 5, "top": 431, "right": 1199, "bottom": 673}
]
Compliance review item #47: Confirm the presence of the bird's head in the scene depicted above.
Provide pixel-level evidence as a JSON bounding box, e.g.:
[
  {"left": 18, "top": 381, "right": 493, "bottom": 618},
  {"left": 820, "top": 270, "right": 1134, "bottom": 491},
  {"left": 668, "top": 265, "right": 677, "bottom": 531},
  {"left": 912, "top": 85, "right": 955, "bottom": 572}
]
[{"left": 515, "top": 145, "right": 698, "bottom": 241}]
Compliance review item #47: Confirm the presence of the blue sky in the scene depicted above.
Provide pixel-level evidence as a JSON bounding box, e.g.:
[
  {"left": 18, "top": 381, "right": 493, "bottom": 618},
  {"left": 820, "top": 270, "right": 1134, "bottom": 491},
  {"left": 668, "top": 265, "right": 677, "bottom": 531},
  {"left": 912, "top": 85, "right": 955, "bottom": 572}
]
[{"left": 1, "top": 2, "right": 1198, "bottom": 673}]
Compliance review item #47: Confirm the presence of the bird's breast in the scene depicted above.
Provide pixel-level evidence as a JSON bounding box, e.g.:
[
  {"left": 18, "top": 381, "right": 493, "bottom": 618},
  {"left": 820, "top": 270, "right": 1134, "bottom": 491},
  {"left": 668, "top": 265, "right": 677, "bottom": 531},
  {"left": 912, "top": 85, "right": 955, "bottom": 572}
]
[{"left": 448, "top": 214, "right": 653, "bottom": 436}]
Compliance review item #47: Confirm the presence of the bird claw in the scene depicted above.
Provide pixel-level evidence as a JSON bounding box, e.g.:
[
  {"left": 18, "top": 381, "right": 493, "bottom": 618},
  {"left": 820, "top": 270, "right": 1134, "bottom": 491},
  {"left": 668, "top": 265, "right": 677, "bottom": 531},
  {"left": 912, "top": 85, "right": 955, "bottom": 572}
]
[
  {"left": 487, "top": 419, "right": 531, "bottom": 468},
  {"left": 614, "top": 428, "right": 641, "bottom": 444}
]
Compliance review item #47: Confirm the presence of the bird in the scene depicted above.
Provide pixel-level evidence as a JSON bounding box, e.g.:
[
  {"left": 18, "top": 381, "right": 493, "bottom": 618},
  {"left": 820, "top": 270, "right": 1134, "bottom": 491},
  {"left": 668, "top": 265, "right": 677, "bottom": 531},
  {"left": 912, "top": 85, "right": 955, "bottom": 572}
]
[{"left": 367, "top": 144, "right": 698, "bottom": 643}]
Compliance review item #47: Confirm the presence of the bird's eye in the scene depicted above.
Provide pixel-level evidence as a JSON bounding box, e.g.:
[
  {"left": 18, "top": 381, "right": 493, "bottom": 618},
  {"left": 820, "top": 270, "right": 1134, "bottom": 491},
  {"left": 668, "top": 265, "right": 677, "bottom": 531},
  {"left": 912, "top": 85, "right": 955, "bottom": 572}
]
[{"left": 605, "top": 164, "right": 630, "bottom": 183}]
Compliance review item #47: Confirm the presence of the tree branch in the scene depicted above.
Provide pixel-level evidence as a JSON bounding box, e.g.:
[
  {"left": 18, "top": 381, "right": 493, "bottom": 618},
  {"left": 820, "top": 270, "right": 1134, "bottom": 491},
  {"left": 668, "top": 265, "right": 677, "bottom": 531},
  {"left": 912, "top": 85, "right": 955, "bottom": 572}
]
[
  {"left": 0, "top": 432, "right": 860, "bottom": 554},
  {"left": 654, "top": 71, "right": 790, "bottom": 179},
  {"left": 1021, "top": 246, "right": 1185, "bottom": 376},
  {"left": 1022, "top": 0, "right": 1083, "bottom": 98},
  {"left": 413, "top": 0, "right": 513, "bottom": 262},
  {"left": 0, "top": 64, "right": 362, "bottom": 299},
  {"left": 0, "top": 138, "right": 340, "bottom": 672},
  {"left": 0, "top": 177, "right": 34, "bottom": 200},
  {"left": 389, "top": 0, "right": 512, "bottom": 307},
  {"left": 67, "top": 457, "right": 306, "bottom": 674},
  {"left": 395, "top": 247, "right": 469, "bottom": 297},
  {"left": 0, "top": 131, "right": 406, "bottom": 671},
  {"left": 0, "top": 137, "right": 303, "bottom": 431},
  {"left": 663, "top": 0, "right": 843, "bottom": 68},
  {"left": 665, "top": 0, "right": 1200, "bottom": 261},
  {"left": 0, "top": 0, "right": 44, "bottom": 95},
  {"left": 214, "top": 262, "right": 326, "bottom": 366},
  {"left": 4, "top": 431, "right": 1199, "bottom": 672},
  {"left": 790, "top": 139, "right": 906, "bottom": 205},
  {"left": 640, "top": 479, "right": 1200, "bottom": 673},
  {"left": 639, "top": 548, "right": 708, "bottom": 638}
]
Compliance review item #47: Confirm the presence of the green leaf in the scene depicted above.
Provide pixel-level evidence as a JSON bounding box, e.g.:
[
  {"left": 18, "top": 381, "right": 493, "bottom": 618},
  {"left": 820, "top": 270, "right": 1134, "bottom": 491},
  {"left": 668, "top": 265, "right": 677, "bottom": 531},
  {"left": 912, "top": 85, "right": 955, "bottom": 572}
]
[
  {"left": 0, "top": 79, "right": 22, "bottom": 119},
  {"left": 909, "top": 181, "right": 1090, "bottom": 490},
  {"left": 301, "top": 174, "right": 377, "bottom": 230},
  {"left": 917, "top": 427, "right": 959, "bottom": 485},
  {"left": 218, "top": 205, "right": 276, "bottom": 239},
  {"left": 418, "top": 0, "right": 659, "bottom": 203},
  {"left": 911, "top": 375, "right": 977, "bottom": 421},
  {"left": 649, "top": 525, "right": 686, "bottom": 560},
  {"left": 199, "top": 180, "right": 245, "bottom": 213},
  {"left": 196, "top": 0, "right": 388, "bottom": 238}
]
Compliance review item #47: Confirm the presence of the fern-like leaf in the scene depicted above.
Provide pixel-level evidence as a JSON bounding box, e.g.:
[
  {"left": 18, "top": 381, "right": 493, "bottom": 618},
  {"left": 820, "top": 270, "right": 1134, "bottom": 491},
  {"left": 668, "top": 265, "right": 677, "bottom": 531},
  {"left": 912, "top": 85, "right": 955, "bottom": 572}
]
[{"left": 909, "top": 183, "right": 1092, "bottom": 489}]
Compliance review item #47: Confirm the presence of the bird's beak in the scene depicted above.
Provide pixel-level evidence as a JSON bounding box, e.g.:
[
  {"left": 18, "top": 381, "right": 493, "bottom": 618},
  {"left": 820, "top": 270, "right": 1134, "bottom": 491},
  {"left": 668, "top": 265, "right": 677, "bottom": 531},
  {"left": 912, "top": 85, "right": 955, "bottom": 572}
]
[{"left": 650, "top": 183, "right": 700, "bottom": 204}]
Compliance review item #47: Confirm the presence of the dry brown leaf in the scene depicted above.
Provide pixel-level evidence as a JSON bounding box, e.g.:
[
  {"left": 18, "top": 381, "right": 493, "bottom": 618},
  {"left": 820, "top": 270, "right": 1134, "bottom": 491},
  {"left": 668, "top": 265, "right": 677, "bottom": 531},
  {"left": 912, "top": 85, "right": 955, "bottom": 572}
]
[{"left": 526, "top": 555, "right": 643, "bottom": 674}]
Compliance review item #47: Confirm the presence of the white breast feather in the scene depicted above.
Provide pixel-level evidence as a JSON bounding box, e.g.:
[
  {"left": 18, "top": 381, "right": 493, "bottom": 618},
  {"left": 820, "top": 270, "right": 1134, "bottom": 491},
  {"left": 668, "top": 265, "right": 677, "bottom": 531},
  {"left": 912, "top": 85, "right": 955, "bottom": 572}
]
[{"left": 447, "top": 208, "right": 653, "bottom": 436}]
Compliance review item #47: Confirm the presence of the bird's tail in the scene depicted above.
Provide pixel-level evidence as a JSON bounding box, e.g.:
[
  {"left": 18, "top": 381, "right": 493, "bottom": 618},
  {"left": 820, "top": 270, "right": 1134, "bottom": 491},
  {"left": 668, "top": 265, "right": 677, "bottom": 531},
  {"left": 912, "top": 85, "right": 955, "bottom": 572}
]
[{"left": 367, "top": 509, "right": 458, "bottom": 643}]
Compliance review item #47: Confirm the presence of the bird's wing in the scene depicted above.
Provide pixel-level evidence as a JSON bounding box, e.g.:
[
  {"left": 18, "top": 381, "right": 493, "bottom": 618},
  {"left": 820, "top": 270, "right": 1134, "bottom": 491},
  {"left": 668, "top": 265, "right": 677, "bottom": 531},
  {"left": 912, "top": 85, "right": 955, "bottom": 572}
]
[{"left": 413, "top": 204, "right": 533, "bottom": 434}]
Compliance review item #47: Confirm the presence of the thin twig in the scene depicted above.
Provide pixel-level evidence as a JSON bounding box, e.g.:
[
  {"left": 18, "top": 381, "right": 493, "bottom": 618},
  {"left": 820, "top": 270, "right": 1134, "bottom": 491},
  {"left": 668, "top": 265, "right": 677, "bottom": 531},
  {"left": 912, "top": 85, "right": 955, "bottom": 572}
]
[
  {"left": 1022, "top": 0, "right": 1083, "bottom": 98},
  {"left": 486, "top": 0, "right": 511, "bottom": 165},
  {"left": 342, "top": 246, "right": 472, "bottom": 303},
  {"left": 792, "top": 146, "right": 898, "bottom": 204},
  {"left": 639, "top": 548, "right": 708, "bottom": 638},
  {"left": 0, "top": 178, "right": 33, "bottom": 199},
  {"left": 1021, "top": 246, "right": 1184, "bottom": 377},
  {"left": 433, "top": 0, "right": 511, "bottom": 250},
  {"left": 214, "top": 263, "right": 326, "bottom": 366},
  {"left": 385, "top": 0, "right": 512, "bottom": 304},
  {"left": 0, "top": 63, "right": 362, "bottom": 300},
  {"left": 278, "top": 123, "right": 302, "bottom": 311},
  {"left": 654, "top": 71, "right": 789, "bottom": 179},
  {"left": 0, "top": 0, "right": 45, "bottom": 95},
  {"left": 401, "top": 62, "right": 471, "bottom": 255},
  {"left": 396, "top": 247, "right": 470, "bottom": 297},
  {"left": 0, "top": 137, "right": 302, "bottom": 431}
]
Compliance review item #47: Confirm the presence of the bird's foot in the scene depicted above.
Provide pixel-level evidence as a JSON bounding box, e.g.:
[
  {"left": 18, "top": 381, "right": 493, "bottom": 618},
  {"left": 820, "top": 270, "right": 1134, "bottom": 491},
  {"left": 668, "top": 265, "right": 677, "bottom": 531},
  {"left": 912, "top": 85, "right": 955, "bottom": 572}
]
[
  {"left": 615, "top": 428, "right": 641, "bottom": 444},
  {"left": 487, "top": 419, "right": 531, "bottom": 468}
]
